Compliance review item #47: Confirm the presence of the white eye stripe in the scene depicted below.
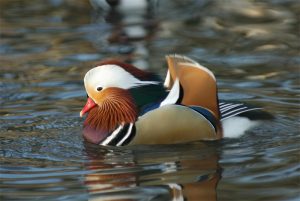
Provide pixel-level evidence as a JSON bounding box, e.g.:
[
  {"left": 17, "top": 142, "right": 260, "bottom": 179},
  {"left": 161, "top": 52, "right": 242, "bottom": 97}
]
[{"left": 84, "top": 64, "right": 159, "bottom": 90}]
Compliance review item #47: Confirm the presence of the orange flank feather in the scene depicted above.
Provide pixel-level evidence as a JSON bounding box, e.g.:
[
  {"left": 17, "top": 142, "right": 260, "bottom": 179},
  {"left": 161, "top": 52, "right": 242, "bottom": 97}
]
[
  {"left": 178, "top": 64, "right": 220, "bottom": 119},
  {"left": 84, "top": 88, "right": 138, "bottom": 133},
  {"left": 165, "top": 55, "right": 220, "bottom": 119}
]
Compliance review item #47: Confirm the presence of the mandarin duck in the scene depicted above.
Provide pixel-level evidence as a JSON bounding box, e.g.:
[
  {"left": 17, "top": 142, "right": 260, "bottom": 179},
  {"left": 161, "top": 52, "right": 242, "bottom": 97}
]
[{"left": 80, "top": 54, "right": 272, "bottom": 146}]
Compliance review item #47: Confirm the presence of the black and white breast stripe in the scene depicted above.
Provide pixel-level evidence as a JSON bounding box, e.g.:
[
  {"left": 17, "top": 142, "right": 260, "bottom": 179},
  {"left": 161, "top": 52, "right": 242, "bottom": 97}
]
[
  {"left": 219, "top": 102, "right": 261, "bottom": 120},
  {"left": 100, "top": 123, "right": 135, "bottom": 146}
]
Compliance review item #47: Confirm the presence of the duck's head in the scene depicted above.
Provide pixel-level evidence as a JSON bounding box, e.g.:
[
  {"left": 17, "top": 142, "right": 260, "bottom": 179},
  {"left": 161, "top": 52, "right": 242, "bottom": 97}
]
[{"left": 80, "top": 60, "right": 157, "bottom": 144}]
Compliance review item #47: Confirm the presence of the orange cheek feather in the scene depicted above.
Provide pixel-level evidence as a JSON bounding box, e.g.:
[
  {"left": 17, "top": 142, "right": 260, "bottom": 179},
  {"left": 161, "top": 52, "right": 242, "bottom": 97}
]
[{"left": 81, "top": 88, "right": 138, "bottom": 144}]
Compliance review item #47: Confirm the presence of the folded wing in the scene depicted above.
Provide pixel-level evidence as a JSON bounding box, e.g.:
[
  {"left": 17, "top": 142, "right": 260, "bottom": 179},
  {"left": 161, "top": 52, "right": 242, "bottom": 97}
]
[{"left": 163, "top": 54, "right": 220, "bottom": 119}]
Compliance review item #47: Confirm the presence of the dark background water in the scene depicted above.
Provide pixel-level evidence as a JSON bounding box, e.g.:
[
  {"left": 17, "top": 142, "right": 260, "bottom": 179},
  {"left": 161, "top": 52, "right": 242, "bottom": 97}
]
[{"left": 0, "top": 0, "right": 299, "bottom": 200}]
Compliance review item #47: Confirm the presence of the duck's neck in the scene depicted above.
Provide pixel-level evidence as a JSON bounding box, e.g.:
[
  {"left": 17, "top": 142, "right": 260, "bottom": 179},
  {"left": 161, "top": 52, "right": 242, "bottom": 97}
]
[
  {"left": 83, "top": 88, "right": 138, "bottom": 144},
  {"left": 129, "top": 83, "right": 168, "bottom": 113}
]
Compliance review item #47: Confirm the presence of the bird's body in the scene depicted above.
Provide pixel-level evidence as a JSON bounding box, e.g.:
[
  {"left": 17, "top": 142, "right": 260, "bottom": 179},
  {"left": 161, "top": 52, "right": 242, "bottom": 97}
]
[{"left": 80, "top": 55, "right": 272, "bottom": 146}]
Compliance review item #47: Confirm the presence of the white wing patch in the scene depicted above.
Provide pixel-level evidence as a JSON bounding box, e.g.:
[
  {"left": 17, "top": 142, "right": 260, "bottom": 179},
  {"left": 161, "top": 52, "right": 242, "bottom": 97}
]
[
  {"left": 163, "top": 70, "right": 171, "bottom": 88},
  {"left": 160, "top": 79, "right": 181, "bottom": 107}
]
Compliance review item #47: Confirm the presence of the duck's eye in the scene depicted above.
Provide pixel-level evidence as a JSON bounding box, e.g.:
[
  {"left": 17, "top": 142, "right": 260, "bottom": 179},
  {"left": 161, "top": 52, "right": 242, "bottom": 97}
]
[{"left": 97, "top": 87, "right": 103, "bottom": 91}]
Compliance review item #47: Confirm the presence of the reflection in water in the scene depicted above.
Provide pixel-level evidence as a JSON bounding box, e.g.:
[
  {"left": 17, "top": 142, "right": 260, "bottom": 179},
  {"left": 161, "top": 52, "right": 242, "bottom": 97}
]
[
  {"left": 84, "top": 142, "right": 221, "bottom": 201},
  {"left": 90, "top": 0, "right": 158, "bottom": 69}
]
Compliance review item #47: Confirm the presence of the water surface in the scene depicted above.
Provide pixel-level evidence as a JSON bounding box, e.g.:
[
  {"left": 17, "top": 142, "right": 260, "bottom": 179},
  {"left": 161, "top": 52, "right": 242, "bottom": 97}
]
[{"left": 1, "top": 0, "right": 299, "bottom": 200}]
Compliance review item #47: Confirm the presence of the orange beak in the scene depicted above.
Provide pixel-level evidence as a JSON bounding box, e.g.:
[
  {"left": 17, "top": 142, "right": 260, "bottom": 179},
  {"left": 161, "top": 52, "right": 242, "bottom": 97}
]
[{"left": 80, "top": 97, "right": 97, "bottom": 117}]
